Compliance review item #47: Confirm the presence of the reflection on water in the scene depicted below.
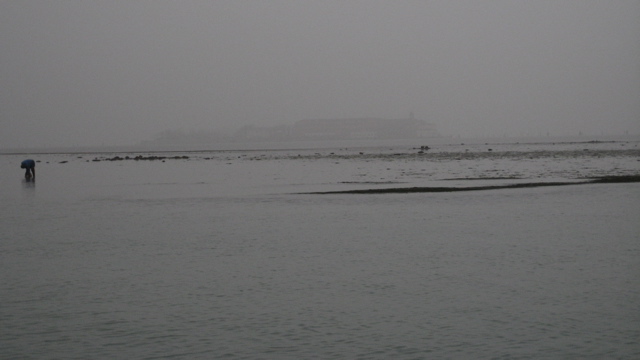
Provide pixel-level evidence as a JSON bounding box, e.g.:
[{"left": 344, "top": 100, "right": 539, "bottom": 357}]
[{"left": 21, "top": 178, "right": 35, "bottom": 198}]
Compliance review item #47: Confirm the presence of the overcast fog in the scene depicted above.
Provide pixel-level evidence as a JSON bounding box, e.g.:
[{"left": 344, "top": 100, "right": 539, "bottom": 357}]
[{"left": 1, "top": 1, "right": 639, "bottom": 148}]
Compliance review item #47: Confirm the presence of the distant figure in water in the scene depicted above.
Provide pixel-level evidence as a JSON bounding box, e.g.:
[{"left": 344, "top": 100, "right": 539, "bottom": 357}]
[{"left": 21, "top": 159, "right": 36, "bottom": 180}]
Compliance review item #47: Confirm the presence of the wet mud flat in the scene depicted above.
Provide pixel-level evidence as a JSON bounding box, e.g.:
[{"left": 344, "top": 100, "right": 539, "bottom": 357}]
[
  {"left": 5, "top": 139, "right": 639, "bottom": 196},
  {"left": 258, "top": 143, "right": 640, "bottom": 192}
]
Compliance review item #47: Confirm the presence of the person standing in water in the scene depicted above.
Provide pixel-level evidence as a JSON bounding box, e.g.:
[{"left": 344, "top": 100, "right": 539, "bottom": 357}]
[{"left": 21, "top": 159, "right": 36, "bottom": 180}]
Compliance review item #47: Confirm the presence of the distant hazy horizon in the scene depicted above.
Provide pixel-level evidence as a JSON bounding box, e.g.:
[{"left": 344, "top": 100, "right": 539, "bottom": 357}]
[
  {"left": 2, "top": 1, "right": 639, "bottom": 148},
  {"left": 2, "top": 133, "right": 639, "bottom": 155}
]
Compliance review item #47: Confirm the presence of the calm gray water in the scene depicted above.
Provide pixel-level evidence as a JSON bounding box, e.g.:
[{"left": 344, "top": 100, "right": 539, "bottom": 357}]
[{"left": 2, "top": 143, "right": 639, "bottom": 359}]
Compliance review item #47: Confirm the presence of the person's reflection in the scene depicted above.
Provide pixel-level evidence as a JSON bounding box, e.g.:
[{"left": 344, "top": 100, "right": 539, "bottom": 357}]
[{"left": 22, "top": 177, "right": 36, "bottom": 191}]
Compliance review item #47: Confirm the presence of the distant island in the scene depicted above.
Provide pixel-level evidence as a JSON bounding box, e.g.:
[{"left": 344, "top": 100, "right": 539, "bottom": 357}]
[{"left": 143, "top": 116, "right": 441, "bottom": 146}]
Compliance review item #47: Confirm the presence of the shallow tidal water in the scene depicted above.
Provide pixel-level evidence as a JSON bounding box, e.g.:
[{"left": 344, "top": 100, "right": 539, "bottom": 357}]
[{"left": 2, "top": 140, "right": 640, "bottom": 359}]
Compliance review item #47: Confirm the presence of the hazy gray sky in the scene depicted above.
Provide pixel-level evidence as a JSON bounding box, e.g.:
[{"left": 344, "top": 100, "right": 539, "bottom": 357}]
[{"left": 1, "top": 1, "right": 639, "bottom": 147}]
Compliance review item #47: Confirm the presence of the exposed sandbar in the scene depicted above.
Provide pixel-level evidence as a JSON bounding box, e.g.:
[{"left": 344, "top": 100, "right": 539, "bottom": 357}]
[{"left": 307, "top": 175, "right": 640, "bottom": 194}]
